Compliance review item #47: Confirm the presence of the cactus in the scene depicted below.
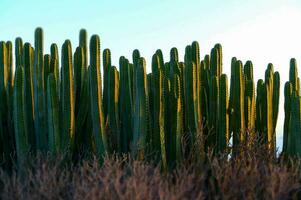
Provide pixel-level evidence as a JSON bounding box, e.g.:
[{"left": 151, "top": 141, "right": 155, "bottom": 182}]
[
  {"left": 132, "top": 57, "right": 149, "bottom": 160},
  {"left": 184, "top": 61, "right": 199, "bottom": 148},
  {"left": 0, "top": 41, "right": 9, "bottom": 156},
  {"left": 2, "top": 27, "right": 299, "bottom": 166},
  {"left": 47, "top": 74, "right": 60, "bottom": 155},
  {"left": 103, "top": 48, "right": 111, "bottom": 119},
  {"left": 50, "top": 43, "right": 59, "bottom": 95},
  {"left": 283, "top": 82, "right": 292, "bottom": 155},
  {"left": 217, "top": 74, "right": 229, "bottom": 152},
  {"left": 89, "top": 35, "right": 107, "bottom": 158},
  {"left": 168, "top": 74, "right": 183, "bottom": 164},
  {"left": 286, "top": 93, "right": 301, "bottom": 157},
  {"left": 255, "top": 64, "right": 280, "bottom": 153},
  {"left": 151, "top": 53, "right": 167, "bottom": 168},
  {"left": 208, "top": 76, "right": 219, "bottom": 147},
  {"left": 23, "top": 43, "right": 35, "bottom": 150},
  {"left": 33, "top": 27, "right": 47, "bottom": 152},
  {"left": 13, "top": 66, "right": 29, "bottom": 165},
  {"left": 61, "top": 40, "right": 75, "bottom": 151},
  {"left": 107, "top": 66, "right": 120, "bottom": 152},
  {"left": 230, "top": 59, "right": 245, "bottom": 148},
  {"left": 283, "top": 59, "right": 301, "bottom": 157},
  {"left": 15, "top": 37, "right": 23, "bottom": 67},
  {"left": 119, "top": 56, "right": 133, "bottom": 153}
]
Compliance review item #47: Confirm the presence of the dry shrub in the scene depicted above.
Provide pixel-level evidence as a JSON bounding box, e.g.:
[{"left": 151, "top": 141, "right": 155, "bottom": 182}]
[{"left": 0, "top": 141, "right": 301, "bottom": 200}]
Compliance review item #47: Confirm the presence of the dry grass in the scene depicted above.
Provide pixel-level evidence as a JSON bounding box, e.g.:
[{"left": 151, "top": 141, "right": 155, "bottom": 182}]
[{"left": 0, "top": 143, "right": 301, "bottom": 200}]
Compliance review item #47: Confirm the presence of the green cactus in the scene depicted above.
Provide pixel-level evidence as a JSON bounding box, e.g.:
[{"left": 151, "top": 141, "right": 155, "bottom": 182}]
[
  {"left": 61, "top": 40, "right": 75, "bottom": 151},
  {"left": 217, "top": 74, "right": 229, "bottom": 152},
  {"left": 184, "top": 61, "right": 199, "bottom": 148},
  {"left": 13, "top": 66, "right": 29, "bottom": 165},
  {"left": 74, "top": 47, "right": 84, "bottom": 113},
  {"left": 0, "top": 41, "right": 10, "bottom": 157},
  {"left": 151, "top": 53, "right": 167, "bottom": 168},
  {"left": 107, "top": 66, "right": 120, "bottom": 152},
  {"left": 208, "top": 76, "right": 219, "bottom": 147},
  {"left": 23, "top": 43, "right": 35, "bottom": 150},
  {"left": 44, "top": 54, "right": 51, "bottom": 92},
  {"left": 255, "top": 63, "right": 280, "bottom": 153},
  {"left": 33, "top": 27, "right": 47, "bottom": 152},
  {"left": 103, "top": 48, "right": 111, "bottom": 119},
  {"left": 286, "top": 93, "right": 301, "bottom": 157},
  {"left": 283, "top": 58, "right": 301, "bottom": 157},
  {"left": 283, "top": 81, "right": 292, "bottom": 155},
  {"left": 15, "top": 37, "right": 23, "bottom": 67},
  {"left": 132, "top": 57, "right": 149, "bottom": 160},
  {"left": 50, "top": 43, "right": 59, "bottom": 95},
  {"left": 168, "top": 74, "right": 183, "bottom": 164},
  {"left": 230, "top": 59, "right": 245, "bottom": 148},
  {"left": 47, "top": 74, "right": 60, "bottom": 155},
  {"left": 6, "top": 41, "right": 14, "bottom": 150},
  {"left": 89, "top": 35, "right": 107, "bottom": 158},
  {"left": 243, "top": 61, "right": 255, "bottom": 134},
  {"left": 119, "top": 56, "right": 133, "bottom": 153}
]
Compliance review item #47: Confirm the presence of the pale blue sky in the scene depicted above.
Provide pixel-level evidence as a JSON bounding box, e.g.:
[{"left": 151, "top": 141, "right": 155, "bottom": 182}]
[{"left": 1, "top": 0, "right": 301, "bottom": 150}]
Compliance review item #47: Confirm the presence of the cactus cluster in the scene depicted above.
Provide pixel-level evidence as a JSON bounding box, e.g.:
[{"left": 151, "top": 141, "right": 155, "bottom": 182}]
[{"left": 1, "top": 27, "right": 301, "bottom": 170}]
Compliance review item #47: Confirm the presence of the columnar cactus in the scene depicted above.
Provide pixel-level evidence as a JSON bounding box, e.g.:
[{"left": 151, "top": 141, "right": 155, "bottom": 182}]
[
  {"left": 61, "top": 40, "right": 75, "bottom": 151},
  {"left": 23, "top": 43, "right": 35, "bottom": 150},
  {"left": 89, "top": 35, "right": 107, "bottom": 158},
  {"left": 0, "top": 27, "right": 296, "bottom": 166},
  {"left": 282, "top": 58, "right": 301, "bottom": 157},
  {"left": 0, "top": 41, "right": 10, "bottom": 156},
  {"left": 15, "top": 37, "right": 23, "bottom": 67},
  {"left": 244, "top": 61, "right": 255, "bottom": 134},
  {"left": 151, "top": 53, "right": 167, "bottom": 168},
  {"left": 168, "top": 74, "right": 183, "bottom": 163},
  {"left": 230, "top": 59, "right": 245, "bottom": 148},
  {"left": 132, "top": 57, "right": 149, "bottom": 160},
  {"left": 33, "top": 27, "right": 47, "bottom": 151},
  {"left": 50, "top": 43, "right": 59, "bottom": 95},
  {"left": 255, "top": 64, "right": 280, "bottom": 153},
  {"left": 119, "top": 56, "right": 133, "bottom": 153},
  {"left": 217, "top": 74, "right": 229, "bottom": 152},
  {"left": 47, "top": 74, "right": 60, "bottom": 155},
  {"left": 13, "top": 66, "right": 29, "bottom": 165},
  {"left": 107, "top": 66, "right": 120, "bottom": 152},
  {"left": 103, "top": 48, "right": 111, "bottom": 119}
]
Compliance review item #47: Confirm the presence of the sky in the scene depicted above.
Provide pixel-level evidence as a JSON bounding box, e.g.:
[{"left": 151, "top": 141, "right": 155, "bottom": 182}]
[{"left": 1, "top": 0, "right": 301, "bottom": 150}]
